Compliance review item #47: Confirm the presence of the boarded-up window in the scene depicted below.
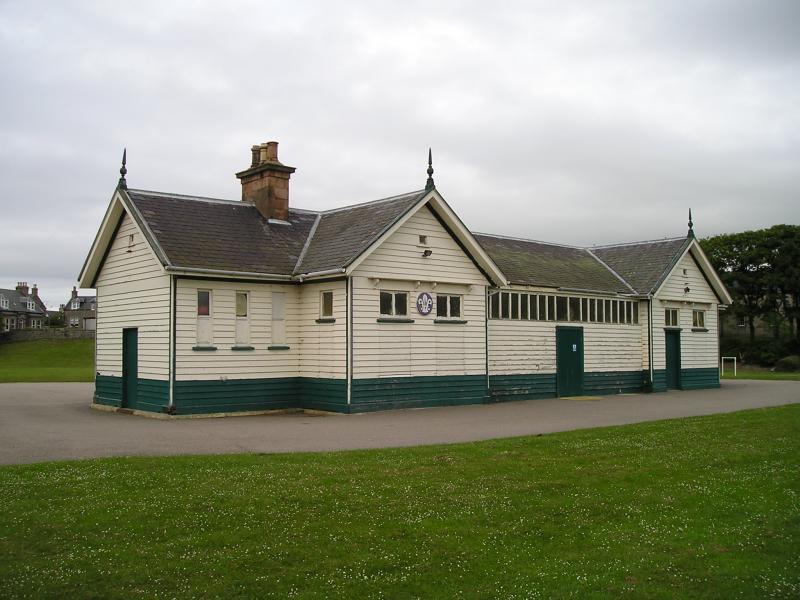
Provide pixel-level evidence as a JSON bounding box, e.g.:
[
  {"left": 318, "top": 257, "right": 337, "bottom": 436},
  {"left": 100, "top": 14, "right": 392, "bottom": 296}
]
[
  {"left": 521, "top": 294, "right": 529, "bottom": 319},
  {"left": 546, "top": 296, "right": 555, "bottom": 321},
  {"left": 236, "top": 292, "right": 248, "bottom": 317},
  {"left": 632, "top": 301, "right": 639, "bottom": 324},
  {"left": 272, "top": 292, "right": 286, "bottom": 344},
  {"left": 321, "top": 291, "right": 334, "bottom": 318},
  {"left": 604, "top": 300, "right": 612, "bottom": 323},
  {"left": 235, "top": 292, "right": 249, "bottom": 345},
  {"left": 589, "top": 299, "right": 596, "bottom": 322},
  {"left": 501, "top": 292, "right": 510, "bottom": 319}
]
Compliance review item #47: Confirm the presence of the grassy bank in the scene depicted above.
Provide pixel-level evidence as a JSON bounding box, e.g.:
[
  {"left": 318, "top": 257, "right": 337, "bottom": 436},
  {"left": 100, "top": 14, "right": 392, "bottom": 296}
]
[
  {"left": 721, "top": 369, "right": 800, "bottom": 381},
  {"left": 0, "top": 338, "right": 94, "bottom": 382},
  {"left": 1, "top": 405, "right": 798, "bottom": 598}
]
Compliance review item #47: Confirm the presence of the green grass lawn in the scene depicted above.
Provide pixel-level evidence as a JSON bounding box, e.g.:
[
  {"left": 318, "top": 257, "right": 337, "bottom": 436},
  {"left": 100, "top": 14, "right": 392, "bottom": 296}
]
[
  {"left": 722, "top": 369, "right": 800, "bottom": 381},
  {"left": 1, "top": 407, "right": 798, "bottom": 599},
  {"left": 0, "top": 338, "right": 94, "bottom": 382}
]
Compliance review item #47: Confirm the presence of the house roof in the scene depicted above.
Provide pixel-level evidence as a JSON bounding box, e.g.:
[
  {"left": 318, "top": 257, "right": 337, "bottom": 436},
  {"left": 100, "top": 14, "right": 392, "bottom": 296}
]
[
  {"left": 0, "top": 288, "right": 46, "bottom": 316},
  {"left": 124, "top": 189, "right": 427, "bottom": 278},
  {"left": 592, "top": 238, "right": 690, "bottom": 294},
  {"left": 64, "top": 295, "right": 96, "bottom": 310},
  {"left": 296, "top": 190, "right": 426, "bottom": 275},
  {"left": 473, "top": 235, "right": 633, "bottom": 294},
  {"left": 83, "top": 182, "right": 722, "bottom": 301}
]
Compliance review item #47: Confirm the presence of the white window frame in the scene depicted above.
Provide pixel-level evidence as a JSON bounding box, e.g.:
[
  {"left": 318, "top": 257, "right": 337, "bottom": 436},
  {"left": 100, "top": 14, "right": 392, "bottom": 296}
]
[
  {"left": 693, "top": 309, "right": 705, "bottom": 329},
  {"left": 665, "top": 308, "right": 679, "bottom": 328},
  {"left": 0, "top": 296, "right": 8, "bottom": 309},
  {"left": 379, "top": 291, "right": 408, "bottom": 317},
  {"left": 436, "top": 294, "right": 463, "bottom": 319},
  {"left": 71, "top": 300, "right": 80, "bottom": 310},
  {"left": 320, "top": 290, "right": 334, "bottom": 319}
]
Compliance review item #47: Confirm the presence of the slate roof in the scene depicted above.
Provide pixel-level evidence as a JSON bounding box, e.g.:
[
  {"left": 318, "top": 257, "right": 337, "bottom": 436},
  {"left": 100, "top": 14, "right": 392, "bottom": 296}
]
[
  {"left": 297, "top": 190, "right": 425, "bottom": 274},
  {"left": 127, "top": 190, "right": 318, "bottom": 275},
  {"left": 593, "top": 238, "right": 690, "bottom": 294},
  {"left": 121, "top": 187, "right": 690, "bottom": 294},
  {"left": 125, "top": 188, "right": 426, "bottom": 277},
  {"left": 473, "top": 235, "right": 633, "bottom": 294},
  {"left": 0, "top": 288, "right": 46, "bottom": 316},
  {"left": 64, "top": 295, "right": 96, "bottom": 311}
]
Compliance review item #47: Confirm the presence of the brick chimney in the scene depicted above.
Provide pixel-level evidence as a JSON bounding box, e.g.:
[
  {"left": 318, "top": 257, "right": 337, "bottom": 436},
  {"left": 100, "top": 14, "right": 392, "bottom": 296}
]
[
  {"left": 16, "top": 282, "right": 29, "bottom": 296},
  {"left": 71, "top": 286, "right": 78, "bottom": 300},
  {"left": 235, "top": 141, "right": 296, "bottom": 221},
  {"left": 31, "top": 284, "right": 39, "bottom": 298}
]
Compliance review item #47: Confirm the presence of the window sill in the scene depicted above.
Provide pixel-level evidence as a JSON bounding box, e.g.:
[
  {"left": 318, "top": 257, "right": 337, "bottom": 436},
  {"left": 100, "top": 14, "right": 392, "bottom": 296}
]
[
  {"left": 192, "top": 345, "right": 217, "bottom": 351},
  {"left": 691, "top": 327, "right": 709, "bottom": 332},
  {"left": 434, "top": 319, "right": 468, "bottom": 324},
  {"left": 663, "top": 327, "right": 682, "bottom": 331},
  {"left": 377, "top": 317, "right": 415, "bottom": 323},
  {"left": 267, "top": 345, "right": 291, "bottom": 351},
  {"left": 231, "top": 345, "right": 255, "bottom": 351},
  {"left": 315, "top": 318, "right": 336, "bottom": 324}
]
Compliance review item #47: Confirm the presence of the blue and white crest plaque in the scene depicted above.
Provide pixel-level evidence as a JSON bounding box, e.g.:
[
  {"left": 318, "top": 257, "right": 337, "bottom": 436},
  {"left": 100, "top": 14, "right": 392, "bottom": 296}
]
[{"left": 416, "top": 292, "right": 433, "bottom": 315}]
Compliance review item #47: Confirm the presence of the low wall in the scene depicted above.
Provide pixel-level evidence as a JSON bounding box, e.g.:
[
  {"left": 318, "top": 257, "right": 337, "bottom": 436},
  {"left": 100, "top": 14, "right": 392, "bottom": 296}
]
[{"left": 0, "top": 328, "right": 95, "bottom": 344}]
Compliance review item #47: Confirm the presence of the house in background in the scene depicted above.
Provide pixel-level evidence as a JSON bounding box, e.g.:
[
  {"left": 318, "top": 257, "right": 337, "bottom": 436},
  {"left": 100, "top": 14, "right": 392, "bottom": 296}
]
[
  {"left": 78, "top": 142, "right": 732, "bottom": 415},
  {"left": 0, "top": 282, "right": 47, "bottom": 331},
  {"left": 62, "top": 287, "right": 97, "bottom": 330}
]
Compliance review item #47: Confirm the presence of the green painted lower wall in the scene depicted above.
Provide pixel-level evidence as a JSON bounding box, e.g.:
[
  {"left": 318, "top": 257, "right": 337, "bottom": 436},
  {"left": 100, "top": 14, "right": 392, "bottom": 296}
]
[
  {"left": 94, "top": 375, "right": 122, "bottom": 408},
  {"left": 584, "top": 371, "right": 646, "bottom": 395},
  {"left": 649, "top": 368, "right": 719, "bottom": 392},
  {"left": 94, "top": 375, "right": 168, "bottom": 412},
  {"left": 300, "top": 378, "right": 348, "bottom": 412},
  {"left": 173, "top": 378, "right": 299, "bottom": 414},
  {"left": 652, "top": 370, "right": 667, "bottom": 393},
  {"left": 94, "top": 366, "right": 721, "bottom": 415},
  {"left": 489, "top": 373, "right": 556, "bottom": 402},
  {"left": 350, "top": 375, "right": 487, "bottom": 412},
  {"left": 680, "top": 367, "right": 720, "bottom": 390}
]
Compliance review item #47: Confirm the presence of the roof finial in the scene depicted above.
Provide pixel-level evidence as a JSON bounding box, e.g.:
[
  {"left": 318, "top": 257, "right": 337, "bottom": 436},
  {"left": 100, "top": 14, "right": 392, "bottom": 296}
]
[
  {"left": 425, "top": 148, "right": 435, "bottom": 190},
  {"left": 687, "top": 208, "right": 694, "bottom": 238},
  {"left": 118, "top": 148, "right": 128, "bottom": 189}
]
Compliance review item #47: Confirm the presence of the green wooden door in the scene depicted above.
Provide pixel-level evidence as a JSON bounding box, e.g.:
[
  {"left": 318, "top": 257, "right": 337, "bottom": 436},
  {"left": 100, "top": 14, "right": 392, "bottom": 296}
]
[
  {"left": 556, "top": 327, "right": 584, "bottom": 397},
  {"left": 122, "top": 328, "right": 138, "bottom": 409},
  {"left": 665, "top": 330, "right": 681, "bottom": 390}
]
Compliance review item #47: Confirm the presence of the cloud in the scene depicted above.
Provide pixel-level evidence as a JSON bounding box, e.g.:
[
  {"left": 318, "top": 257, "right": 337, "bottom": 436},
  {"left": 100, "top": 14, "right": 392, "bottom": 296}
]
[{"left": 0, "top": 0, "right": 798, "bottom": 300}]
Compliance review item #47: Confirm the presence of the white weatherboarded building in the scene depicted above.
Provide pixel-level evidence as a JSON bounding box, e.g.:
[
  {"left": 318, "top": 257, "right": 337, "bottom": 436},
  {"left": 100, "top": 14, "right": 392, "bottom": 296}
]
[{"left": 79, "top": 142, "right": 732, "bottom": 415}]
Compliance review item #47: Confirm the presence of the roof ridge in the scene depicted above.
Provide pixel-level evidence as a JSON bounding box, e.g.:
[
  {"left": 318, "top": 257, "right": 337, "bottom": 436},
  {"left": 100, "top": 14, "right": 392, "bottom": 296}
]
[
  {"left": 318, "top": 189, "right": 426, "bottom": 215},
  {"left": 127, "top": 188, "right": 319, "bottom": 214},
  {"left": 586, "top": 248, "right": 638, "bottom": 294},
  {"left": 293, "top": 213, "right": 322, "bottom": 274},
  {"left": 592, "top": 236, "right": 686, "bottom": 250},
  {"left": 473, "top": 231, "right": 584, "bottom": 250}
]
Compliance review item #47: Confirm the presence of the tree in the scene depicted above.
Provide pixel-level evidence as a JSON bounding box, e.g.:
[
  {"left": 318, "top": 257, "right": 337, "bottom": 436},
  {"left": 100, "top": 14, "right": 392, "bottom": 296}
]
[{"left": 702, "top": 225, "right": 800, "bottom": 342}]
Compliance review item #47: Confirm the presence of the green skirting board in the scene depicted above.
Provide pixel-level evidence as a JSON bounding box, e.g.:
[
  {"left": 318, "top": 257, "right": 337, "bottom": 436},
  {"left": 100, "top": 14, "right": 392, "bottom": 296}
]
[{"left": 93, "top": 367, "right": 721, "bottom": 415}]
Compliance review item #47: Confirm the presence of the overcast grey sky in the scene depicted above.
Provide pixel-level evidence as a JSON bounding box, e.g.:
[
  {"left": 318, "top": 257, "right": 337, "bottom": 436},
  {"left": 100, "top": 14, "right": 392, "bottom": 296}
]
[{"left": 1, "top": 0, "right": 798, "bottom": 308}]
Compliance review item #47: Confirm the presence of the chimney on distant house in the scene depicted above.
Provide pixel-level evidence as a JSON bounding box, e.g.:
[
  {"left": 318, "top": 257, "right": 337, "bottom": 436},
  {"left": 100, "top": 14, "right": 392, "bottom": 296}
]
[
  {"left": 32, "top": 284, "right": 39, "bottom": 299},
  {"left": 16, "top": 282, "right": 29, "bottom": 296},
  {"left": 71, "top": 286, "right": 78, "bottom": 300},
  {"left": 235, "top": 141, "right": 296, "bottom": 222}
]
